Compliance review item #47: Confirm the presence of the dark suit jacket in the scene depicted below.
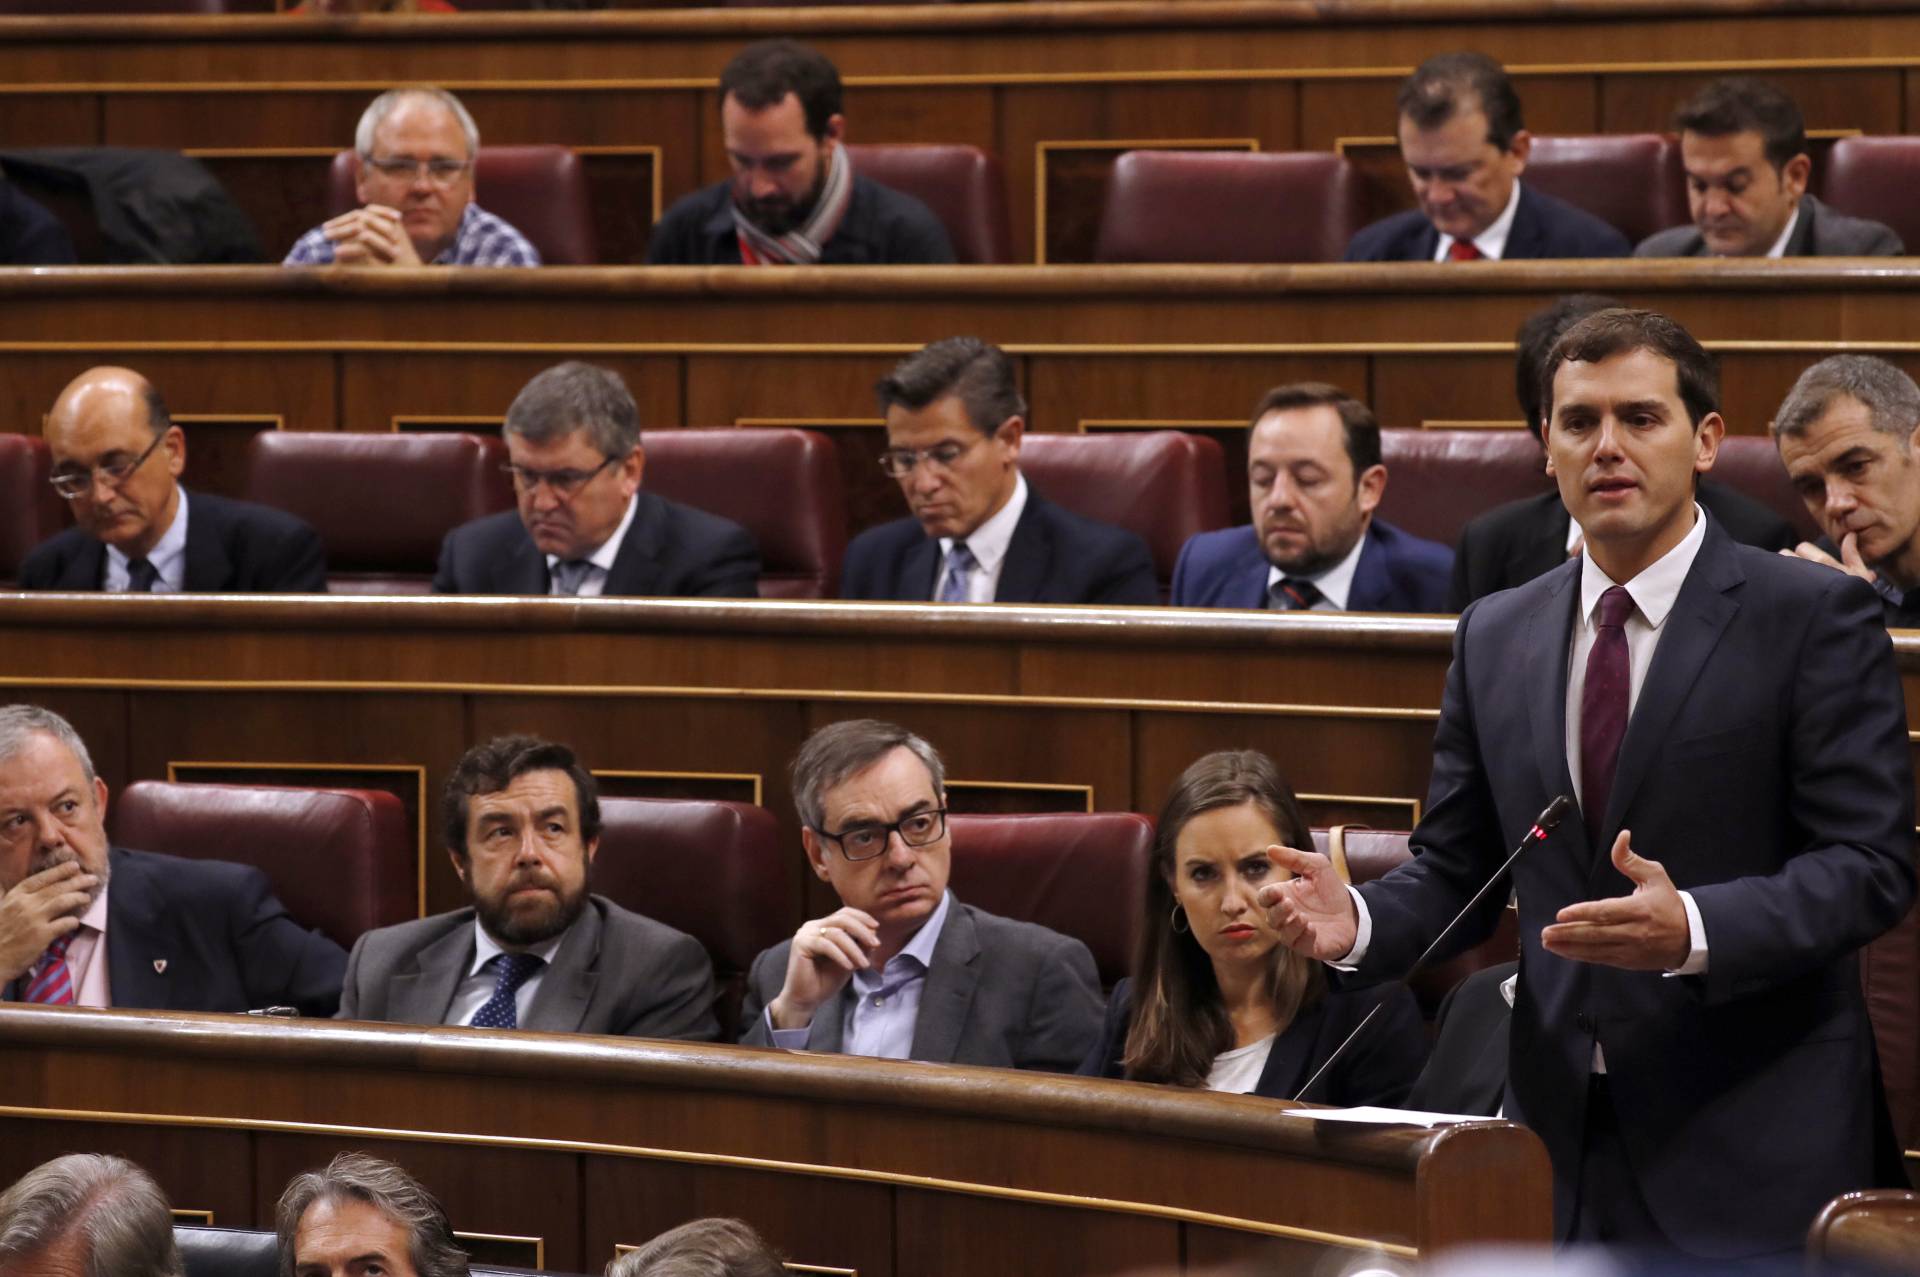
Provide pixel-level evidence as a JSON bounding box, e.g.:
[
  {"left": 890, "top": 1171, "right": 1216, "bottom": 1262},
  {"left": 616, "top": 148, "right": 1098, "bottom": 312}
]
[
  {"left": 1635, "top": 194, "right": 1904, "bottom": 257},
  {"left": 1170, "top": 518, "right": 1453, "bottom": 612},
  {"left": 19, "top": 489, "right": 326, "bottom": 593},
  {"left": 1352, "top": 520, "right": 1916, "bottom": 1255},
  {"left": 1, "top": 848, "right": 347, "bottom": 1017},
  {"left": 0, "top": 178, "right": 75, "bottom": 265},
  {"left": 738, "top": 898, "right": 1104, "bottom": 1071},
  {"left": 1405, "top": 961, "right": 1515, "bottom": 1117},
  {"left": 841, "top": 490, "right": 1158, "bottom": 607},
  {"left": 1078, "top": 976, "right": 1426, "bottom": 1106},
  {"left": 432, "top": 491, "right": 761, "bottom": 597},
  {"left": 336, "top": 894, "right": 720, "bottom": 1040},
  {"left": 645, "top": 174, "right": 955, "bottom": 265},
  {"left": 1345, "top": 184, "right": 1631, "bottom": 261},
  {"left": 1448, "top": 485, "right": 1800, "bottom": 611}
]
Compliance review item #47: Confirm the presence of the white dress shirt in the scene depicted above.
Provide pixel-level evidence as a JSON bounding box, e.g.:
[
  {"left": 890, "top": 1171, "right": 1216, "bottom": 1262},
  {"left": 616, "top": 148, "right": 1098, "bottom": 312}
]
[
  {"left": 443, "top": 919, "right": 570, "bottom": 1027},
  {"left": 544, "top": 491, "right": 639, "bottom": 598},
  {"left": 104, "top": 487, "right": 189, "bottom": 592},
  {"left": 1764, "top": 205, "right": 1801, "bottom": 259},
  {"left": 936, "top": 473, "right": 1027, "bottom": 604},
  {"left": 1432, "top": 181, "right": 1523, "bottom": 261},
  {"left": 1204, "top": 1033, "right": 1275, "bottom": 1094},
  {"left": 1266, "top": 521, "right": 1368, "bottom": 611},
  {"left": 62, "top": 884, "right": 112, "bottom": 1008}
]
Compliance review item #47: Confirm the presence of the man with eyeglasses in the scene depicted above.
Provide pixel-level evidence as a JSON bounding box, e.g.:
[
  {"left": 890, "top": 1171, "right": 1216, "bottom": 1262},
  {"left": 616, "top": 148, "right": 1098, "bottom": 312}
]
[
  {"left": 432, "top": 361, "right": 760, "bottom": 597},
  {"left": 841, "top": 337, "right": 1157, "bottom": 605},
  {"left": 282, "top": 86, "right": 539, "bottom": 267},
  {"left": 740, "top": 719, "right": 1102, "bottom": 1069},
  {"left": 20, "top": 366, "right": 326, "bottom": 593}
]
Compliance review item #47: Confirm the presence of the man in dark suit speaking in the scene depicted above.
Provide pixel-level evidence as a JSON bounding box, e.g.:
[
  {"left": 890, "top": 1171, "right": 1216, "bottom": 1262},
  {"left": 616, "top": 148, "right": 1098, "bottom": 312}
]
[
  {"left": 1260, "top": 309, "right": 1914, "bottom": 1257},
  {"left": 434, "top": 361, "right": 760, "bottom": 598},
  {"left": 0, "top": 704, "right": 346, "bottom": 1016},
  {"left": 841, "top": 337, "right": 1157, "bottom": 607}
]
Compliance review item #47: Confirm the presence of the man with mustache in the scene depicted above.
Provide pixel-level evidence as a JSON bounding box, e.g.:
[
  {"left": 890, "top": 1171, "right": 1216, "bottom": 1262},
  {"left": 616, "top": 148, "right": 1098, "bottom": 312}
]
[
  {"left": 337, "top": 734, "right": 718, "bottom": 1040},
  {"left": 0, "top": 704, "right": 346, "bottom": 1015},
  {"left": 645, "top": 39, "right": 954, "bottom": 266}
]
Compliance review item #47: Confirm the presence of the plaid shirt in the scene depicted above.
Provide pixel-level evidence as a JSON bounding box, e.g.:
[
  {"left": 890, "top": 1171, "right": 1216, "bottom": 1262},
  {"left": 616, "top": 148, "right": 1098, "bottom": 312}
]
[{"left": 282, "top": 202, "right": 540, "bottom": 266}]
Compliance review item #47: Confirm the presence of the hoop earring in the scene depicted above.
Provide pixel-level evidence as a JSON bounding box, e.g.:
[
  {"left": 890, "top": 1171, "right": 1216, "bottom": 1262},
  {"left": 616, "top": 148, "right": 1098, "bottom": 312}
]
[{"left": 1170, "top": 904, "right": 1190, "bottom": 935}]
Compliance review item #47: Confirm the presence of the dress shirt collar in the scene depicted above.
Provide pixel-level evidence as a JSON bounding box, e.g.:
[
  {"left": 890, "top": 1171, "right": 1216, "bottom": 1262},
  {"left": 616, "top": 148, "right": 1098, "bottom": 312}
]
[
  {"left": 78, "top": 882, "right": 108, "bottom": 936},
  {"left": 1435, "top": 179, "right": 1523, "bottom": 261},
  {"left": 544, "top": 490, "right": 639, "bottom": 580},
  {"left": 1577, "top": 501, "right": 1708, "bottom": 630},
  {"left": 466, "top": 913, "right": 571, "bottom": 979},
  {"left": 854, "top": 889, "right": 953, "bottom": 991},
  {"left": 940, "top": 472, "right": 1026, "bottom": 577},
  {"left": 1764, "top": 204, "right": 1801, "bottom": 259},
  {"left": 105, "top": 486, "right": 188, "bottom": 592},
  {"left": 1266, "top": 520, "right": 1368, "bottom": 610}
]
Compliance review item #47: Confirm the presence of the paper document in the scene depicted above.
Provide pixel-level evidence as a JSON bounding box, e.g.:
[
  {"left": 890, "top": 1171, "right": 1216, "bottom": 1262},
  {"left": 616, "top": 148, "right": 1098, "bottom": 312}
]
[{"left": 1280, "top": 1106, "right": 1490, "bottom": 1127}]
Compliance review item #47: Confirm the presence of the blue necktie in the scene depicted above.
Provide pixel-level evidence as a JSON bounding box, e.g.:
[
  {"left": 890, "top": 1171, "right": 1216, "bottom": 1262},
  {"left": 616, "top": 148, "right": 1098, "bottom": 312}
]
[
  {"left": 1269, "top": 577, "right": 1323, "bottom": 611},
  {"left": 550, "top": 560, "right": 594, "bottom": 596},
  {"left": 126, "top": 558, "right": 159, "bottom": 592},
  {"left": 469, "top": 952, "right": 544, "bottom": 1030},
  {"left": 938, "top": 542, "right": 977, "bottom": 603}
]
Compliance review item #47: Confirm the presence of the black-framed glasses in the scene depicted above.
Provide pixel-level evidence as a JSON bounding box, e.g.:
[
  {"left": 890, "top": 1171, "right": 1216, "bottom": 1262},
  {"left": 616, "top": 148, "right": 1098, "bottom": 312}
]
[
  {"left": 501, "top": 455, "right": 618, "bottom": 502},
  {"left": 878, "top": 431, "right": 993, "bottom": 479},
  {"left": 365, "top": 155, "right": 472, "bottom": 187},
  {"left": 813, "top": 807, "right": 948, "bottom": 862},
  {"left": 49, "top": 429, "right": 167, "bottom": 500}
]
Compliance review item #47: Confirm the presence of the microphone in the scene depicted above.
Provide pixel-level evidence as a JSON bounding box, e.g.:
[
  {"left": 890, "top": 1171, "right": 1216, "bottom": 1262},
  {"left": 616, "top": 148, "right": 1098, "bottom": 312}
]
[{"left": 1290, "top": 795, "right": 1574, "bottom": 1104}]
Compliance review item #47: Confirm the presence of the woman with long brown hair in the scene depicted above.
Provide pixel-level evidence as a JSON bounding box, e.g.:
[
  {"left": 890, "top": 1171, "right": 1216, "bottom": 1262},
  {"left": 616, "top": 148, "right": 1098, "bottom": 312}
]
[{"left": 1079, "top": 750, "right": 1426, "bottom": 1101}]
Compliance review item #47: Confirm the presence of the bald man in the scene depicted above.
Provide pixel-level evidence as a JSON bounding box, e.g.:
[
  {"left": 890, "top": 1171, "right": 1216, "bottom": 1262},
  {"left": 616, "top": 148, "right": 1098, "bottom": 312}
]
[{"left": 19, "top": 367, "right": 326, "bottom": 593}]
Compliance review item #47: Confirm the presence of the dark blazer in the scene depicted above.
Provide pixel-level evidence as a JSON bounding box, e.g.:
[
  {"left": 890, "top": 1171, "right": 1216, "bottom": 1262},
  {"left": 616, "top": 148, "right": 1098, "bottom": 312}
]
[
  {"left": 841, "top": 490, "right": 1158, "bottom": 606},
  {"left": 19, "top": 489, "right": 326, "bottom": 593},
  {"left": 1170, "top": 518, "right": 1453, "bottom": 612},
  {"left": 1, "top": 848, "right": 347, "bottom": 1017},
  {"left": 1345, "top": 184, "right": 1631, "bottom": 262},
  {"left": 1352, "top": 519, "right": 1916, "bottom": 1256},
  {"left": 1635, "top": 194, "right": 1904, "bottom": 257},
  {"left": 646, "top": 174, "right": 955, "bottom": 265},
  {"left": 0, "top": 178, "right": 75, "bottom": 265},
  {"left": 1448, "top": 484, "right": 1801, "bottom": 611},
  {"left": 1405, "top": 961, "right": 1515, "bottom": 1117},
  {"left": 1078, "top": 976, "right": 1426, "bottom": 1106},
  {"left": 432, "top": 492, "right": 761, "bottom": 597},
  {"left": 336, "top": 894, "right": 719, "bottom": 1041},
  {"left": 738, "top": 898, "right": 1104, "bottom": 1071}
]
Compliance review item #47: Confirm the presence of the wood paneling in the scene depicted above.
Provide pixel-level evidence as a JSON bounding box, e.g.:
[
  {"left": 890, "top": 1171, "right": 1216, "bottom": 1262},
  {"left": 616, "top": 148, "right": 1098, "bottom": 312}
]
[
  {"left": 0, "top": 1119, "right": 255, "bottom": 1229},
  {"left": 895, "top": 1191, "right": 1180, "bottom": 1277}
]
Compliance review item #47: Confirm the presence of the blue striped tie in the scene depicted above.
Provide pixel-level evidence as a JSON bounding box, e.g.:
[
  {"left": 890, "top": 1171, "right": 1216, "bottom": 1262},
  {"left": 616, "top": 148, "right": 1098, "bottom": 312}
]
[{"left": 24, "top": 933, "right": 77, "bottom": 1005}]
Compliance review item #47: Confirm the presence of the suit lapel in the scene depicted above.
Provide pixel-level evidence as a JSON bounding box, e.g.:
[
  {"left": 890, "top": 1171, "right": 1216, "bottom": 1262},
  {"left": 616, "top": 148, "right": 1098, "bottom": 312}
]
[
  {"left": 1502, "top": 187, "right": 1541, "bottom": 257},
  {"left": 604, "top": 493, "right": 666, "bottom": 596},
  {"left": 1254, "top": 999, "right": 1328, "bottom": 1099},
  {"left": 500, "top": 521, "right": 553, "bottom": 594},
  {"left": 993, "top": 499, "right": 1049, "bottom": 604},
  {"left": 807, "top": 984, "right": 851, "bottom": 1052},
  {"left": 104, "top": 851, "right": 176, "bottom": 1009},
  {"left": 1785, "top": 197, "right": 1818, "bottom": 257},
  {"left": 389, "top": 921, "right": 475, "bottom": 1025},
  {"left": 902, "top": 536, "right": 941, "bottom": 602},
  {"left": 1346, "top": 526, "right": 1388, "bottom": 611},
  {"left": 522, "top": 904, "right": 599, "bottom": 1033},
  {"left": 58, "top": 538, "right": 108, "bottom": 591},
  {"left": 180, "top": 491, "right": 233, "bottom": 592},
  {"left": 1524, "top": 562, "right": 1582, "bottom": 815},
  {"left": 908, "top": 903, "right": 980, "bottom": 1064}
]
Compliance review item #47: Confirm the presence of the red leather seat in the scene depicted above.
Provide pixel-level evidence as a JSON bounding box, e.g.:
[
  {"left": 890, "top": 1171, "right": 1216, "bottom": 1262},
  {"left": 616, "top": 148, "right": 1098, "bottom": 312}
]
[
  {"left": 1818, "top": 136, "right": 1920, "bottom": 256},
  {"left": 946, "top": 812, "right": 1154, "bottom": 988},
  {"left": 1094, "top": 150, "right": 1365, "bottom": 264},
  {"left": 1377, "top": 428, "right": 1554, "bottom": 547},
  {"left": 110, "top": 781, "right": 415, "bottom": 950},
  {"left": 1711, "top": 435, "right": 1819, "bottom": 541},
  {"left": 243, "top": 431, "right": 513, "bottom": 595},
  {"left": 591, "top": 798, "right": 793, "bottom": 1038},
  {"left": 1524, "top": 134, "right": 1688, "bottom": 248},
  {"left": 641, "top": 427, "right": 847, "bottom": 599},
  {"left": 844, "top": 143, "right": 1013, "bottom": 265},
  {"left": 328, "top": 145, "right": 597, "bottom": 265},
  {"left": 1020, "top": 431, "right": 1233, "bottom": 600},
  {"left": 0, "top": 433, "right": 63, "bottom": 586}
]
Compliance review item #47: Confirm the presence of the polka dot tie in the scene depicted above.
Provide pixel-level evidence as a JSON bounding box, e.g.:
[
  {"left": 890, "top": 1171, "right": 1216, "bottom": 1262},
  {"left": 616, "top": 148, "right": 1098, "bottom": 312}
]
[
  {"left": 1580, "top": 586, "right": 1635, "bottom": 841},
  {"left": 468, "top": 952, "right": 544, "bottom": 1030}
]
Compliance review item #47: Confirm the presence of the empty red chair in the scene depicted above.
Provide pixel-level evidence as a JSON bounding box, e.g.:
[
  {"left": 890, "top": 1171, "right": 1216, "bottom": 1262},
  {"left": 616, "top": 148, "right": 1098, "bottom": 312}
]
[
  {"left": 110, "top": 781, "right": 415, "bottom": 950},
  {"left": 641, "top": 427, "right": 847, "bottom": 599},
  {"left": 244, "top": 431, "right": 513, "bottom": 594},
  {"left": 328, "top": 145, "right": 597, "bottom": 265},
  {"left": 844, "top": 143, "right": 1013, "bottom": 265},
  {"left": 0, "top": 434, "right": 63, "bottom": 586},
  {"left": 1094, "top": 150, "right": 1365, "bottom": 264},
  {"left": 1818, "top": 136, "right": 1920, "bottom": 255},
  {"left": 1377, "top": 428, "right": 1555, "bottom": 547},
  {"left": 1524, "top": 134, "right": 1688, "bottom": 247},
  {"left": 1711, "top": 435, "right": 1818, "bottom": 541},
  {"left": 1020, "top": 430, "right": 1232, "bottom": 600}
]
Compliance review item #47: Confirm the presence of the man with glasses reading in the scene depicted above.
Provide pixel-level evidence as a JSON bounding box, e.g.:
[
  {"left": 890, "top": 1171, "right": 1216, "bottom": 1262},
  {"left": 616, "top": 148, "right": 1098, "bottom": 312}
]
[
  {"left": 842, "top": 337, "right": 1157, "bottom": 605},
  {"left": 20, "top": 366, "right": 325, "bottom": 593},
  {"left": 434, "top": 361, "right": 759, "bottom": 597},
  {"left": 741, "top": 719, "right": 1102, "bottom": 1068},
  {"left": 283, "top": 86, "right": 539, "bottom": 267}
]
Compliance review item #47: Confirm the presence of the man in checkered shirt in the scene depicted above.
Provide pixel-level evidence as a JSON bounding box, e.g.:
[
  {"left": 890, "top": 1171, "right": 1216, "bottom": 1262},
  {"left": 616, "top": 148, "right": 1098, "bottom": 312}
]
[{"left": 283, "top": 86, "right": 540, "bottom": 268}]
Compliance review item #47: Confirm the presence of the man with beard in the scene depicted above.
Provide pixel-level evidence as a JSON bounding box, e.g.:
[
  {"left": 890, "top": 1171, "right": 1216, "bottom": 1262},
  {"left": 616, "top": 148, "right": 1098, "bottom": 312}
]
[
  {"left": 0, "top": 704, "right": 345, "bottom": 1014},
  {"left": 1170, "top": 382, "right": 1453, "bottom": 612},
  {"left": 337, "top": 735, "right": 718, "bottom": 1039},
  {"left": 644, "top": 39, "right": 954, "bottom": 265}
]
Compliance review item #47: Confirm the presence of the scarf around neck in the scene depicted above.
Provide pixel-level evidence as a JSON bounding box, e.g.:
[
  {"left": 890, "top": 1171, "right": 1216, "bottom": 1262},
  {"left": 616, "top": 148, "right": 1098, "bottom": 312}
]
[{"left": 732, "top": 142, "right": 854, "bottom": 265}]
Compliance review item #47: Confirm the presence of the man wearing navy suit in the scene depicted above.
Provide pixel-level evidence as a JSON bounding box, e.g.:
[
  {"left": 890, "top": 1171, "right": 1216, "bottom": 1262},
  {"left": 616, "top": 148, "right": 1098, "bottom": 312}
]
[
  {"left": 0, "top": 705, "right": 346, "bottom": 1017},
  {"left": 1171, "top": 382, "right": 1452, "bottom": 612},
  {"left": 1261, "top": 309, "right": 1914, "bottom": 1257},
  {"left": 434, "top": 361, "right": 760, "bottom": 597},
  {"left": 841, "top": 337, "right": 1156, "bottom": 606},
  {"left": 1345, "top": 52, "right": 1629, "bottom": 263}
]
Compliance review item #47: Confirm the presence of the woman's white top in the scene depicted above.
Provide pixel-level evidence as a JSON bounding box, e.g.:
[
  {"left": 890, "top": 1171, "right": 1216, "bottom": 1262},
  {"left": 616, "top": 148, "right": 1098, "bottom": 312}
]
[{"left": 1204, "top": 1033, "right": 1277, "bottom": 1094}]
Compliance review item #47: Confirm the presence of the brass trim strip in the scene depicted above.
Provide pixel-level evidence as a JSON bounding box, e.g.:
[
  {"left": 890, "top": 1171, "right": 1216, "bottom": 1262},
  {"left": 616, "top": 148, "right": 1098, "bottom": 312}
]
[
  {"left": 174, "top": 412, "right": 285, "bottom": 431},
  {"left": 1421, "top": 420, "right": 1527, "bottom": 431},
  {"left": 946, "top": 779, "right": 1096, "bottom": 813},
  {"left": 171, "top": 1209, "right": 216, "bottom": 1225},
  {"left": 391, "top": 414, "right": 500, "bottom": 433},
  {"left": 1297, "top": 792, "right": 1422, "bottom": 826},
  {"left": 8, "top": 340, "right": 1893, "bottom": 357},
  {"left": 1079, "top": 418, "right": 1243, "bottom": 433},
  {"left": 592, "top": 768, "right": 765, "bottom": 806},
  {"left": 0, "top": 1104, "right": 1415, "bottom": 1258},
  {"left": 784, "top": 1267, "right": 858, "bottom": 1276},
  {"left": 183, "top": 147, "right": 337, "bottom": 158},
  {"left": 1034, "top": 137, "right": 1261, "bottom": 265},
  {"left": 1332, "top": 135, "right": 1398, "bottom": 156},
  {"left": 452, "top": 1231, "right": 545, "bottom": 1269},
  {"left": 736, "top": 417, "right": 886, "bottom": 428}
]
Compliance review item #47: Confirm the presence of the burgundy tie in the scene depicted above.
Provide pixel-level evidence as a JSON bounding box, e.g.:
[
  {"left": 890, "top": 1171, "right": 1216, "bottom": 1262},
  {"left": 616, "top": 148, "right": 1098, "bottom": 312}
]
[
  {"left": 1447, "top": 239, "right": 1484, "bottom": 261},
  {"left": 24, "top": 932, "right": 77, "bottom": 1005},
  {"left": 1579, "top": 586, "right": 1635, "bottom": 841}
]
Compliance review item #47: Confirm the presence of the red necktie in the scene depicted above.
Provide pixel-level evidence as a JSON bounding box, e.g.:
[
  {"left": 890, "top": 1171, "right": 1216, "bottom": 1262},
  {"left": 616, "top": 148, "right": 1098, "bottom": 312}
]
[
  {"left": 24, "top": 932, "right": 77, "bottom": 1005},
  {"left": 1579, "top": 586, "right": 1635, "bottom": 840},
  {"left": 1447, "top": 239, "right": 1483, "bottom": 261}
]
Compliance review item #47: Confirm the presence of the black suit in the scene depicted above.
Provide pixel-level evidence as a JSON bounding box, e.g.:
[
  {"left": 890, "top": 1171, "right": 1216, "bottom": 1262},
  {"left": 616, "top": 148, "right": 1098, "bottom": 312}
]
[
  {"left": 1, "top": 848, "right": 348, "bottom": 1017},
  {"left": 19, "top": 489, "right": 326, "bottom": 593},
  {"left": 432, "top": 491, "right": 760, "bottom": 597},
  {"left": 841, "top": 490, "right": 1157, "bottom": 606},
  {"left": 1405, "top": 961, "right": 1514, "bottom": 1117},
  {"left": 1344, "top": 184, "right": 1630, "bottom": 262},
  {"left": 1449, "top": 485, "right": 1799, "bottom": 611},
  {"left": 1635, "top": 194, "right": 1904, "bottom": 257}
]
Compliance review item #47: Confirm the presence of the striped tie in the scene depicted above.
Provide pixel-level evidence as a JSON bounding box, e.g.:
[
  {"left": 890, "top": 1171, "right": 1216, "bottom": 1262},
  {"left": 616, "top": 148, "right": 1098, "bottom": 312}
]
[{"left": 24, "top": 932, "right": 77, "bottom": 1006}]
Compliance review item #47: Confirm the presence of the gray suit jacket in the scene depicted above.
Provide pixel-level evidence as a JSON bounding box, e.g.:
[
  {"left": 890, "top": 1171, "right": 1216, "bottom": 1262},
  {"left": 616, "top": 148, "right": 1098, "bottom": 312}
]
[
  {"left": 737, "top": 898, "right": 1102, "bottom": 1071},
  {"left": 1635, "top": 193, "right": 1904, "bottom": 257},
  {"left": 336, "top": 894, "right": 719, "bottom": 1041}
]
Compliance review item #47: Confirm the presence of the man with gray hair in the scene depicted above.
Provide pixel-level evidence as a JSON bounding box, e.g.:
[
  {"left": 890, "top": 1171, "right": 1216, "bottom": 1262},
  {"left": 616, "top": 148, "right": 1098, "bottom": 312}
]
[
  {"left": 607, "top": 1217, "right": 783, "bottom": 1277},
  {"left": 283, "top": 86, "right": 539, "bottom": 267},
  {"left": 432, "top": 361, "right": 759, "bottom": 596},
  {"left": 0, "top": 1153, "right": 183, "bottom": 1277},
  {"left": 276, "top": 1152, "right": 470, "bottom": 1277},
  {"left": 1773, "top": 354, "right": 1920, "bottom": 626},
  {"left": 0, "top": 703, "right": 346, "bottom": 1013},
  {"left": 739, "top": 719, "right": 1102, "bottom": 1069}
]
